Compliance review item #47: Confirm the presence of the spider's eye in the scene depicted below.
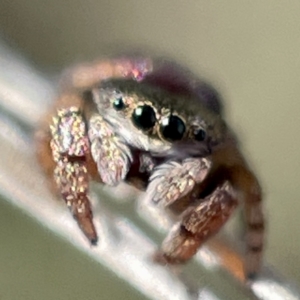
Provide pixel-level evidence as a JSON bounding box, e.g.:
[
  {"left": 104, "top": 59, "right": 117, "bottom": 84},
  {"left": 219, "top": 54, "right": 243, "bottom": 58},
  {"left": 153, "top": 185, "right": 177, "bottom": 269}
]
[
  {"left": 113, "top": 96, "right": 125, "bottom": 110},
  {"left": 132, "top": 105, "right": 156, "bottom": 130},
  {"left": 194, "top": 128, "right": 206, "bottom": 141},
  {"left": 160, "top": 115, "right": 185, "bottom": 141}
]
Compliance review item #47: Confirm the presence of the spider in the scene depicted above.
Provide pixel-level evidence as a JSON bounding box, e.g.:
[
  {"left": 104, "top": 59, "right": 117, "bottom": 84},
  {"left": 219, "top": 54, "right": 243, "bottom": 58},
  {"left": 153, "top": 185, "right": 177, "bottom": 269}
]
[{"left": 36, "top": 55, "right": 264, "bottom": 279}]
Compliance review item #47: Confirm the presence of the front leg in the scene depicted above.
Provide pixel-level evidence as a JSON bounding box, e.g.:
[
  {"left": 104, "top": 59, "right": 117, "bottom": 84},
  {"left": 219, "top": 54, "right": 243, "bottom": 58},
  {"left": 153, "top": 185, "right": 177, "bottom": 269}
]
[
  {"left": 144, "top": 157, "right": 237, "bottom": 264},
  {"left": 37, "top": 106, "right": 132, "bottom": 245},
  {"left": 50, "top": 106, "right": 98, "bottom": 244},
  {"left": 153, "top": 181, "right": 237, "bottom": 264}
]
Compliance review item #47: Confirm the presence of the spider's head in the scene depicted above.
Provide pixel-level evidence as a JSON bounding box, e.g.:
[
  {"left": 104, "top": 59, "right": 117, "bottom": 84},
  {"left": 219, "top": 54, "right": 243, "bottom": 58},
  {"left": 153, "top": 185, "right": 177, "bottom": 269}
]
[{"left": 92, "top": 79, "right": 227, "bottom": 158}]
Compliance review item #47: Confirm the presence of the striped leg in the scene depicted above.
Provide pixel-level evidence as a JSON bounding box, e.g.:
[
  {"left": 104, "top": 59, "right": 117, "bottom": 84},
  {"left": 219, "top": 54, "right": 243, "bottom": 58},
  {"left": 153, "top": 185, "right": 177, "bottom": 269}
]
[
  {"left": 229, "top": 165, "right": 264, "bottom": 279},
  {"left": 210, "top": 139, "right": 265, "bottom": 279}
]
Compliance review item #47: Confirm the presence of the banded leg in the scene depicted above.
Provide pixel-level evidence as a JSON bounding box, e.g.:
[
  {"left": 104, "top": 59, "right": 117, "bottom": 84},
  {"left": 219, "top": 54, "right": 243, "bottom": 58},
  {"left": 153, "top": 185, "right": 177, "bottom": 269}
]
[
  {"left": 209, "top": 138, "right": 265, "bottom": 279},
  {"left": 228, "top": 165, "right": 264, "bottom": 279},
  {"left": 154, "top": 182, "right": 237, "bottom": 264}
]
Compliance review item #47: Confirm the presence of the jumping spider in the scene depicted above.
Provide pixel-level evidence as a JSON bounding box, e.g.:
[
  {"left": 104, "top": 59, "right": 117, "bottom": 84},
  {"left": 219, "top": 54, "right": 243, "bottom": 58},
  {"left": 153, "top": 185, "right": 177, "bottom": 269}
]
[{"left": 36, "top": 56, "right": 264, "bottom": 279}]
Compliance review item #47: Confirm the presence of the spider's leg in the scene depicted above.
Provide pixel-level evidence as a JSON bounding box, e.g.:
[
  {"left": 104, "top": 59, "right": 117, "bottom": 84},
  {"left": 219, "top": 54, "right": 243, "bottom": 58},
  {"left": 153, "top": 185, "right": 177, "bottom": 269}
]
[
  {"left": 35, "top": 111, "right": 58, "bottom": 195},
  {"left": 227, "top": 164, "right": 264, "bottom": 279},
  {"left": 212, "top": 142, "right": 265, "bottom": 279},
  {"left": 144, "top": 158, "right": 236, "bottom": 264},
  {"left": 50, "top": 106, "right": 98, "bottom": 244},
  {"left": 36, "top": 93, "right": 99, "bottom": 194},
  {"left": 154, "top": 181, "right": 237, "bottom": 264}
]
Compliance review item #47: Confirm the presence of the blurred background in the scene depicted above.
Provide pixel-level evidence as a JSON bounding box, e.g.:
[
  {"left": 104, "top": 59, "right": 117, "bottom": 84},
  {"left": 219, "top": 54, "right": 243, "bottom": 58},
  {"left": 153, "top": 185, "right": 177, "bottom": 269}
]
[{"left": 0, "top": 1, "right": 300, "bottom": 299}]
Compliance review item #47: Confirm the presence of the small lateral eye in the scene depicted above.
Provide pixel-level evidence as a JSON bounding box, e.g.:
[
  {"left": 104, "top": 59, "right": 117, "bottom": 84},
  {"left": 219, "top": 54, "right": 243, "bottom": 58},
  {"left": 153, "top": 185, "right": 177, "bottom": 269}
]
[
  {"left": 132, "top": 105, "right": 156, "bottom": 130},
  {"left": 160, "top": 115, "right": 185, "bottom": 141},
  {"left": 194, "top": 128, "right": 206, "bottom": 141},
  {"left": 113, "top": 96, "right": 125, "bottom": 110}
]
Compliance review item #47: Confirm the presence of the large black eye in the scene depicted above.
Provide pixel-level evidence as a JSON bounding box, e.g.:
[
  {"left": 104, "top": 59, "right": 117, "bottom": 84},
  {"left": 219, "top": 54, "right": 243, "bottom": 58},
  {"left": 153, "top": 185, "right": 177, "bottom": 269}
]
[
  {"left": 113, "top": 96, "right": 125, "bottom": 110},
  {"left": 160, "top": 115, "right": 185, "bottom": 141},
  {"left": 194, "top": 128, "right": 206, "bottom": 141},
  {"left": 132, "top": 105, "right": 156, "bottom": 130}
]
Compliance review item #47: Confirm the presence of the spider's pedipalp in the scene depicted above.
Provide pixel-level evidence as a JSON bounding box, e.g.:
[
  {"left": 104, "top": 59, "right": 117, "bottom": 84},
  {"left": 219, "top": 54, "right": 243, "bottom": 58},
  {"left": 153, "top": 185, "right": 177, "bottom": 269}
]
[
  {"left": 145, "top": 157, "right": 211, "bottom": 207},
  {"left": 88, "top": 114, "right": 132, "bottom": 186}
]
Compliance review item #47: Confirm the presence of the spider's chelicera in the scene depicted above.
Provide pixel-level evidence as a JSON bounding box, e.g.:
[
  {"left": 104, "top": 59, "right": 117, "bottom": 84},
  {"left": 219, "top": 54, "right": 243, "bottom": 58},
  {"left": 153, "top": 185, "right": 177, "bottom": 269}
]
[{"left": 36, "top": 56, "right": 264, "bottom": 280}]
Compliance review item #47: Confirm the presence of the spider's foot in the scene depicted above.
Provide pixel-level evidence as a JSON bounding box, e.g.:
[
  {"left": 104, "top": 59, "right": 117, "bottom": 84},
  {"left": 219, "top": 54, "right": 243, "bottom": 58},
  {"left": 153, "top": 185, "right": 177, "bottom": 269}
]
[{"left": 78, "top": 218, "right": 98, "bottom": 246}]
